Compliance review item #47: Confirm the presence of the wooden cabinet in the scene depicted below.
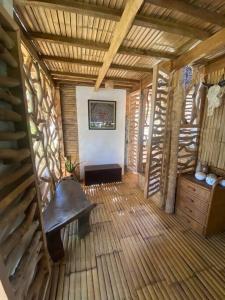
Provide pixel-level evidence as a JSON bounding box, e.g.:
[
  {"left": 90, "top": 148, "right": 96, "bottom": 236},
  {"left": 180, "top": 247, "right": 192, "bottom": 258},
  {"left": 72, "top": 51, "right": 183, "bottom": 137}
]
[{"left": 176, "top": 174, "right": 225, "bottom": 236}]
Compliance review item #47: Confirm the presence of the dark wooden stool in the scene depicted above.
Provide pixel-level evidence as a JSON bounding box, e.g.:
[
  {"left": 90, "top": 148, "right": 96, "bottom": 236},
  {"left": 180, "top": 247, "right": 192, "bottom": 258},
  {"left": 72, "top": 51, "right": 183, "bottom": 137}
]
[{"left": 43, "top": 178, "right": 96, "bottom": 262}]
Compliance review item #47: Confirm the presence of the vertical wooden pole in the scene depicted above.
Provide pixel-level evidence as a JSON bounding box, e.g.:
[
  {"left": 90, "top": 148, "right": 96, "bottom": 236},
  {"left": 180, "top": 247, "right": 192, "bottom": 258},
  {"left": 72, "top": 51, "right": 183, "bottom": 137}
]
[
  {"left": 144, "top": 64, "right": 159, "bottom": 198},
  {"left": 137, "top": 87, "right": 145, "bottom": 173},
  {"left": 165, "top": 69, "right": 185, "bottom": 213},
  {"left": 54, "top": 85, "right": 65, "bottom": 176}
]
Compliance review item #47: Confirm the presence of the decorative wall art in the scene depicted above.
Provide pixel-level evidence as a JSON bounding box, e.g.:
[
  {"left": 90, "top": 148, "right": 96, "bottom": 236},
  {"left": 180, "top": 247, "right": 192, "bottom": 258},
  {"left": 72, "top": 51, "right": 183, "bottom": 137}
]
[{"left": 88, "top": 100, "right": 116, "bottom": 130}]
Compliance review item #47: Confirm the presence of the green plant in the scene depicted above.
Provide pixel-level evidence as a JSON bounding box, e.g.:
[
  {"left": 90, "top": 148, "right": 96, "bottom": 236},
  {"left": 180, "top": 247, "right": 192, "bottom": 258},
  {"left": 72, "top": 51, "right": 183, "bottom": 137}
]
[{"left": 65, "top": 156, "right": 80, "bottom": 174}]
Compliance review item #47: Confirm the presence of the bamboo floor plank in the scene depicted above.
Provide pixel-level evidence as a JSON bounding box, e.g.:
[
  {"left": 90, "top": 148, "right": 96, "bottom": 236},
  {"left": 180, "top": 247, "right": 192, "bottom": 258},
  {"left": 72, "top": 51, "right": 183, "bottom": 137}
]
[{"left": 48, "top": 177, "right": 225, "bottom": 300}]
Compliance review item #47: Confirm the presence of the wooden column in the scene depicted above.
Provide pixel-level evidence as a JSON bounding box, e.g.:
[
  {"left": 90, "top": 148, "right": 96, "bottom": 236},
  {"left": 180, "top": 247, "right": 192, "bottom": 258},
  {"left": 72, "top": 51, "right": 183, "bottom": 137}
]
[
  {"left": 144, "top": 64, "right": 159, "bottom": 198},
  {"left": 54, "top": 85, "right": 65, "bottom": 175},
  {"left": 165, "top": 69, "right": 185, "bottom": 213},
  {"left": 137, "top": 89, "right": 145, "bottom": 173}
]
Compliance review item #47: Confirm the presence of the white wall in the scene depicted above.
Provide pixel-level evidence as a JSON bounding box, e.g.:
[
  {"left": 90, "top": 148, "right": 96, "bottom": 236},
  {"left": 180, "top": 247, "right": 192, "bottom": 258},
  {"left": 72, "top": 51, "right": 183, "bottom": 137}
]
[{"left": 76, "top": 86, "right": 126, "bottom": 178}]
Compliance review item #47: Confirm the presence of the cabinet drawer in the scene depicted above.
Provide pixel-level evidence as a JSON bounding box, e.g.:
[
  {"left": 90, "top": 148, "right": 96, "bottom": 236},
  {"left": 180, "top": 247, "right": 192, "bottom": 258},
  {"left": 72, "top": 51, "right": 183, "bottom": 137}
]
[
  {"left": 176, "top": 198, "right": 206, "bottom": 225},
  {"left": 179, "top": 177, "right": 210, "bottom": 201},
  {"left": 176, "top": 190, "right": 209, "bottom": 213},
  {"left": 176, "top": 208, "right": 204, "bottom": 235}
]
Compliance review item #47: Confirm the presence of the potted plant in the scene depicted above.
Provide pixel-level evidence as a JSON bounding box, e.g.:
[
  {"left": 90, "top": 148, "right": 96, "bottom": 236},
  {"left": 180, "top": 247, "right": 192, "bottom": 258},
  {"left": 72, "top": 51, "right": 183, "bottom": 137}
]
[{"left": 65, "top": 156, "right": 80, "bottom": 180}]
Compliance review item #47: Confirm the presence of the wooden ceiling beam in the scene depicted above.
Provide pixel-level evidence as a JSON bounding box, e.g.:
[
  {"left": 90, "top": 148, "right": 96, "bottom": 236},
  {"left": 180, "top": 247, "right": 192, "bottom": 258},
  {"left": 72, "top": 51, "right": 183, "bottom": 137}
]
[
  {"left": 16, "top": 0, "right": 210, "bottom": 40},
  {"left": 31, "top": 32, "right": 176, "bottom": 59},
  {"left": 41, "top": 55, "right": 153, "bottom": 73},
  {"left": 95, "top": 0, "right": 144, "bottom": 89},
  {"left": 56, "top": 80, "right": 132, "bottom": 90},
  {"left": 205, "top": 54, "right": 225, "bottom": 74},
  {"left": 172, "top": 28, "right": 225, "bottom": 70},
  {"left": 145, "top": 0, "right": 225, "bottom": 27},
  {"left": 51, "top": 71, "right": 139, "bottom": 84},
  {"left": 54, "top": 77, "right": 134, "bottom": 88}
]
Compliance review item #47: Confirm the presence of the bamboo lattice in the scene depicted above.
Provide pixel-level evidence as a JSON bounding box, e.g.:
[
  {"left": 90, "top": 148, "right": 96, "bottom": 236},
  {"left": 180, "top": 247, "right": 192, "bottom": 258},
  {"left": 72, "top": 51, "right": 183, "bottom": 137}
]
[{"left": 22, "top": 44, "right": 61, "bottom": 209}]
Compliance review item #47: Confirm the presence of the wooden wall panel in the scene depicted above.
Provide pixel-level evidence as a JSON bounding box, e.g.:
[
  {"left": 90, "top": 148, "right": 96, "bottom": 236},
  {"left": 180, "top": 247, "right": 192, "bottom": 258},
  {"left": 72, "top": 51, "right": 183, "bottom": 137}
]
[
  {"left": 199, "top": 69, "right": 225, "bottom": 170},
  {"left": 60, "top": 85, "right": 79, "bottom": 172}
]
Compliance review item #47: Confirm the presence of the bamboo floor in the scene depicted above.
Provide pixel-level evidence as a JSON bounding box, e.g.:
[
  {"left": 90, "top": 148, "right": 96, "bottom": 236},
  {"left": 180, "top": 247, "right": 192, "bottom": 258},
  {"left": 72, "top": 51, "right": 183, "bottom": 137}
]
[{"left": 48, "top": 175, "right": 225, "bottom": 300}]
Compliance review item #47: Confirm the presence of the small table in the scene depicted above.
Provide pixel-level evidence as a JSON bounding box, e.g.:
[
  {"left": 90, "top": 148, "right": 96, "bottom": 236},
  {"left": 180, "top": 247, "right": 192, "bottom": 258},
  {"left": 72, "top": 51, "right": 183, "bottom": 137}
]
[
  {"left": 43, "top": 178, "right": 96, "bottom": 262},
  {"left": 84, "top": 164, "right": 122, "bottom": 186}
]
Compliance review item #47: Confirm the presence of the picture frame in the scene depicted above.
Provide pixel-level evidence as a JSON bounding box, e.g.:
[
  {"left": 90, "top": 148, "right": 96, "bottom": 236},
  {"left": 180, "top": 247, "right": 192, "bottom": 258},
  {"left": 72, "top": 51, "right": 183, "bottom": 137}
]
[{"left": 88, "top": 99, "right": 116, "bottom": 130}]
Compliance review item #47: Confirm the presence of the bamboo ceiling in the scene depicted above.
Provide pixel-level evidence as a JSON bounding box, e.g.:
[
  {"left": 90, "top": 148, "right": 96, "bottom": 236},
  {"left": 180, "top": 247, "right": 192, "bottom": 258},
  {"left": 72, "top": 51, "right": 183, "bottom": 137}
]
[{"left": 14, "top": 0, "right": 225, "bottom": 88}]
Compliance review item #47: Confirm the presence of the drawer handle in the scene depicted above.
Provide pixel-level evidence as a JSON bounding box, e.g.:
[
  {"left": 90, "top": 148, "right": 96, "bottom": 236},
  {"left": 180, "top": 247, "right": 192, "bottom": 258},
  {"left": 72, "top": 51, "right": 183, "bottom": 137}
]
[
  {"left": 185, "top": 206, "right": 192, "bottom": 213},
  {"left": 187, "top": 197, "right": 194, "bottom": 203},
  {"left": 187, "top": 185, "right": 196, "bottom": 192}
]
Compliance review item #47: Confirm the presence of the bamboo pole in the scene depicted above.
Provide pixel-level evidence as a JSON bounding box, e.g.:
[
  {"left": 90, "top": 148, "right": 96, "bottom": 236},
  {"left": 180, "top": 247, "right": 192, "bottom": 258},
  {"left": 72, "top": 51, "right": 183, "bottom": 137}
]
[
  {"left": 0, "top": 25, "right": 14, "bottom": 49},
  {"left": 26, "top": 260, "right": 48, "bottom": 300},
  {"left": 0, "top": 175, "right": 35, "bottom": 212},
  {"left": 0, "top": 43, "right": 18, "bottom": 67},
  {"left": 165, "top": 69, "right": 185, "bottom": 213},
  {"left": 5, "top": 221, "right": 39, "bottom": 276},
  {"left": 0, "top": 131, "right": 26, "bottom": 141},
  {"left": 0, "top": 148, "right": 30, "bottom": 161},
  {"left": 0, "top": 75, "right": 20, "bottom": 87},
  {"left": 0, "top": 163, "right": 32, "bottom": 189},
  {"left": 0, "top": 107, "right": 22, "bottom": 122},
  {"left": 0, "top": 90, "right": 21, "bottom": 105},
  {"left": 11, "top": 232, "right": 42, "bottom": 292},
  {"left": 1, "top": 202, "right": 37, "bottom": 260},
  {"left": 0, "top": 188, "right": 36, "bottom": 226}
]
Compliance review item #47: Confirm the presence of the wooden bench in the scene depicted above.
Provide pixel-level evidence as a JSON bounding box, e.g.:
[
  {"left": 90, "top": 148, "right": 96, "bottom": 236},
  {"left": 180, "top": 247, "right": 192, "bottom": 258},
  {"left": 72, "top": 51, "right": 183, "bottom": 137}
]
[
  {"left": 84, "top": 164, "right": 122, "bottom": 185},
  {"left": 43, "top": 177, "right": 96, "bottom": 262}
]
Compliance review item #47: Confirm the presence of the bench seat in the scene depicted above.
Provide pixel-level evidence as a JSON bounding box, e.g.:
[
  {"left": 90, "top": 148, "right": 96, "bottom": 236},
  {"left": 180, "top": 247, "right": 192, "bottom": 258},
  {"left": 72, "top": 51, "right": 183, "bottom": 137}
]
[{"left": 43, "top": 178, "right": 96, "bottom": 262}]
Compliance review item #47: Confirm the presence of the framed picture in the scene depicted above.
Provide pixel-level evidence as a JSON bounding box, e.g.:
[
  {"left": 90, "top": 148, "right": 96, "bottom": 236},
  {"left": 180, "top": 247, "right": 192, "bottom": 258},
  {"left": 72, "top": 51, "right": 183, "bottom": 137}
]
[{"left": 88, "top": 100, "right": 116, "bottom": 130}]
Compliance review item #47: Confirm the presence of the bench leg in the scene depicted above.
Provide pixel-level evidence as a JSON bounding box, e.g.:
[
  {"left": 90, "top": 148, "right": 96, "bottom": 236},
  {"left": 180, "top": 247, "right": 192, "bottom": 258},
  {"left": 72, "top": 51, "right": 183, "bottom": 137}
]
[
  {"left": 46, "top": 229, "right": 65, "bottom": 262},
  {"left": 78, "top": 213, "right": 91, "bottom": 238}
]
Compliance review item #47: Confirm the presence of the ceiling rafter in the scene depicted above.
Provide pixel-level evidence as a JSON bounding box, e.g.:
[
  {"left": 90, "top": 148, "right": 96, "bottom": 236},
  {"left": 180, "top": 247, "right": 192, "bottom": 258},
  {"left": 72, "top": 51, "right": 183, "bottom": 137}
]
[
  {"left": 95, "top": 0, "right": 144, "bottom": 89},
  {"left": 171, "top": 28, "right": 225, "bottom": 70},
  {"left": 51, "top": 71, "right": 140, "bottom": 84},
  {"left": 31, "top": 32, "right": 176, "bottom": 60},
  {"left": 55, "top": 79, "right": 133, "bottom": 88},
  {"left": 41, "top": 55, "right": 153, "bottom": 74},
  {"left": 56, "top": 80, "right": 133, "bottom": 91},
  {"left": 145, "top": 0, "right": 225, "bottom": 27},
  {"left": 15, "top": 0, "right": 210, "bottom": 40}
]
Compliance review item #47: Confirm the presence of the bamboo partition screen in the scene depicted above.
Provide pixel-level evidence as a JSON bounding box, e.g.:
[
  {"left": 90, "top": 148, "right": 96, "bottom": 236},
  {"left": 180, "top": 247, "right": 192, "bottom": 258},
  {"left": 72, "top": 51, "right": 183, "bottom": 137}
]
[
  {"left": 127, "top": 90, "right": 141, "bottom": 172},
  {"left": 165, "top": 68, "right": 206, "bottom": 213},
  {"left": 199, "top": 69, "right": 225, "bottom": 170},
  {"left": 137, "top": 85, "right": 152, "bottom": 174},
  {"left": 60, "top": 85, "right": 79, "bottom": 168},
  {"left": 22, "top": 44, "right": 61, "bottom": 209},
  {"left": 144, "top": 64, "right": 171, "bottom": 201},
  {"left": 177, "top": 82, "right": 206, "bottom": 173},
  {"left": 0, "top": 6, "right": 50, "bottom": 300}
]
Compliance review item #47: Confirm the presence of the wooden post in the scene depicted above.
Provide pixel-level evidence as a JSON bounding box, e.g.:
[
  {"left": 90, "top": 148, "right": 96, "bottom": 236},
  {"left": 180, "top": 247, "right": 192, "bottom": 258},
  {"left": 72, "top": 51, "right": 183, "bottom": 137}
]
[
  {"left": 144, "top": 64, "right": 159, "bottom": 198},
  {"left": 165, "top": 69, "right": 185, "bottom": 213},
  {"left": 54, "top": 85, "right": 65, "bottom": 176},
  {"left": 137, "top": 88, "right": 145, "bottom": 173}
]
